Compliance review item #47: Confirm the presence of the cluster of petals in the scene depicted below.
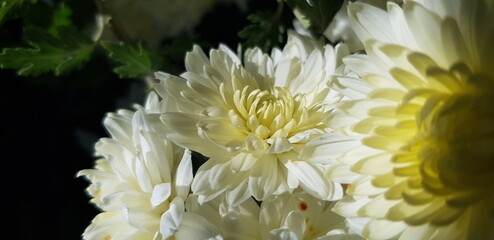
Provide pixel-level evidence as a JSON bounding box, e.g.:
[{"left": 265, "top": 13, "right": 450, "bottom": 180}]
[
  {"left": 77, "top": 92, "right": 193, "bottom": 240},
  {"left": 154, "top": 31, "right": 353, "bottom": 204},
  {"left": 175, "top": 190, "right": 360, "bottom": 240},
  {"left": 328, "top": 0, "right": 494, "bottom": 239}
]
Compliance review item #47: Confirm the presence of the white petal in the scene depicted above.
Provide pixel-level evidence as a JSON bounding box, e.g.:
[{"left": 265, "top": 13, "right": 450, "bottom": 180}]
[
  {"left": 151, "top": 183, "right": 172, "bottom": 207},
  {"left": 160, "top": 197, "right": 185, "bottom": 238},
  {"left": 403, "top": 1, "right": 445, "bottom": 67},
  {"left": 267, "top": 137, "right": 293, "bottom": 154},
  {"left": 175, "top": 149, "right": 193, "bottom": 198},
  {"left": 225, "top": 180, "right": 252, "bottom": 207},
  {"left": 185, "top": 45, "right": 210, "bottom": 75},
  {"left": 270, "top": 228, "right": 299, "bottom": 240},
  {"left": 248, "top": 156, "right": 278, "bottom": 200},
  {"left": 285, "top": 161, "right": 343, "bottom": 200},
  {"left": 197, "top": 119, "right": 247, "bottom": 152},
  {"left": 347, "top": 2, "right": 396, "bottom": 43},
  {"left": 123, "top": 207, "right": 159, "bottom": 233},
  {"left": 275, "top": 58, "right": 302, "bottom": 90},
  {"left": 103, "top": 112, "right": 133, "bottom": 149},
  {"left": 161, "top": 113, "right": 222, "bottom": 156},
  {"left": 300, "top": 133, "right": 359, "bottom": 164},
  {"left": 387, "top": 2, "right": 418, "bottom": 49},
  {"left": 332, "top": 195, "right": 369, "bottom": 217},
  {"left": 331, "top": 76, "right": 371, "bottom": 100},
  {"left": 134, "top": 154, "right": 154, "bottom": 193},
  {"left": 219, "top": 44, "right": 241, "bottom": 65},
  {"left": 363, "top": 219, "right": 406, "bottom": 239},
  {"left": 284, "top": 211, "right": 306, "bottom": 238},
  {"left": 174, "top": 212, "right": 220, "bottom": 240},
  {"left": 144, "top": 91, "right": 160, "bottom": 112}
]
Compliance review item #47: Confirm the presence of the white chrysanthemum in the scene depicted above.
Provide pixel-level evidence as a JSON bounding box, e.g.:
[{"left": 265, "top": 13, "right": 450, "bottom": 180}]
[
  {"left": 154, "top": 31, "right": 352, "bottom": 203},
  {"left": 77, "top": 92, "right": 193, "bottom": 240},
  {"left": 175, "top": 195, "right": 261, "bottom": 240},
  {"left": 328, "top": 0, "right": 494, "bottom": 239},
  {"left": 260, "top": 190, "right": 363, "bottom": 240}
]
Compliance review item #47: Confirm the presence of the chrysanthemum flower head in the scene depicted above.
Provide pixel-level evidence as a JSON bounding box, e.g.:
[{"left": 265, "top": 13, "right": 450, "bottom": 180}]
[
  {"left": 154, "top": 30, "right": 353, "bottom": 204},
  {"left": 328, "top": 0, "right": 494, "bottom": 239},
  {"left": 77, "top": 92, "right": 193, "bottom": 240}
]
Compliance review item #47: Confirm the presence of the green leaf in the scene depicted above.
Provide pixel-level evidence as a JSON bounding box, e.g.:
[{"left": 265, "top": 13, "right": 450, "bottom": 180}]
[
  {"left": 286, "top": 0, "right": 344, "bottom": 35},
  {"left": 48, "top": 3, "right": 73, "bottom": 36},
  {"left": 1, "top": 0, "right": 22, "bottom": 24},
  {"left": 238, "top": 2, "right": 287, "bottom": 53},
  {"left": 0, "top": 0, "right": 36, "bottom": 24},
  {"left": 100, "top": 41, "right": 154, "bottom": 79},
  {"left": 0, "top": 26, "right": 95, "bottom": 76}
]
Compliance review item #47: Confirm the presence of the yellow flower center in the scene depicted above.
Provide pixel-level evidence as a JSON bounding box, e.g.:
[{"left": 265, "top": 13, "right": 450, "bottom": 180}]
[
  {"left": 226, "top": 85, "right": 327, "bottom": 142},
  {"left": 423, "top": 95, "right": 494, "bottom": 183},
  {"left": 397, "top": 70, "right": 494, "bottom": 208}
]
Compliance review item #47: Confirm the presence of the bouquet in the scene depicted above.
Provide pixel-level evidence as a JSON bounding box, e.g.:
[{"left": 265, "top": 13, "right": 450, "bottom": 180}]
[{"left": 2, "top": 0, "right": 493, "bottom": 239}]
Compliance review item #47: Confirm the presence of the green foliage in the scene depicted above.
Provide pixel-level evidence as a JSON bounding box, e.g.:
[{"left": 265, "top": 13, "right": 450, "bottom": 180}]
[
  {"left": 100, "top": 41, "right": 155, "bottom": 79},
  {"left": 0, "top": 26, "right": 95, "bottom": 76},
  {"left": 286, "top": 0, "right": 344, "bottom": 35},
  {"left": 238, "top": 2, "right": 288, "bottom": 53},
  {"left": 0, "top": 0, "right": 36, "bottom": 25}
]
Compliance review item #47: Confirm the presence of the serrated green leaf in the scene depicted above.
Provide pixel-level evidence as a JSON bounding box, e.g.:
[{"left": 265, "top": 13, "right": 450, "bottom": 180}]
[
  {"left": 286, "top": 0, "right": 344, "bottom": 35},
  {"left": 0, "top": 26, "right": 95, "bottom": 76},
  {"left": 100, "top": 41, "right": 154, "bottom": 79},
  {"left": 238, "top": 10, "right": 286, "bottom": 53}
]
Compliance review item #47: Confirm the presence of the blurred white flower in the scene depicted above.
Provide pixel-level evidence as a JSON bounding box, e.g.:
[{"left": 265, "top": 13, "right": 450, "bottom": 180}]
[
  {"left": 77, "top": 92, "right": 193, "bottom": 240},
  {"left": 96, "top": 0, "right": 247, "bottom": 48},
  {"left": 260, "top": 190, "right": 363, "bottom": 240},
  {"left": 328, "top": 0, "right": 494, "bottom": 239},
  {"left": 154, "top": 30, "right": 353, "bottom": 204}
]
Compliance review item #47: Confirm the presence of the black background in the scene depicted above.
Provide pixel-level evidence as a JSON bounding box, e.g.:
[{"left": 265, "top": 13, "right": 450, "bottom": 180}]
[{"left": 2, "top": 0, "right": 279, "bottom": 239}]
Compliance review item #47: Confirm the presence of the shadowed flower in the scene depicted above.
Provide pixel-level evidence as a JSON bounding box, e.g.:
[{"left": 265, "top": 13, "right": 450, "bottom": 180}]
[
  {"left": 154, "top": 31, "right": 353, "bottom": 204},
  {"left": 175, "top": 190, "right": 362, "bottom": 240},
  {"left": 328, "top": 0, "right": 494, "bottom": 239}
]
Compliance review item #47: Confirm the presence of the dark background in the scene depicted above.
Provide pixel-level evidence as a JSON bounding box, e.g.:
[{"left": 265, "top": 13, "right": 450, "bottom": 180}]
[{"left": 2, "top": 0, "right": 280, "bottom": 239}]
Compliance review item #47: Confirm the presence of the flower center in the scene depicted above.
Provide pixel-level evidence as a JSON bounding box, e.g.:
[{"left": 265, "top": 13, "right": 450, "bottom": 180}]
[
  {"left": 228, "top": 85, "right": 327, "bottom": 141},
  {"left": 419, "top": 92, "right": 494, "bottom": 193},
  {"left": 400, "top": 72, "right": 494, "bottom": 207}
]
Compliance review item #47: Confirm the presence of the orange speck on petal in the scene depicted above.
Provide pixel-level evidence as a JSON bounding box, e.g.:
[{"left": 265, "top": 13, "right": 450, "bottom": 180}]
[
  {"left": 309, "top": 225, "right": 315, "bottom": 232},
  {"left": 104, "top": 235, "right": 112, "bottom": 240},
  {"left": 299, "top": 201, "right": 308, "bottom": 211}
]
